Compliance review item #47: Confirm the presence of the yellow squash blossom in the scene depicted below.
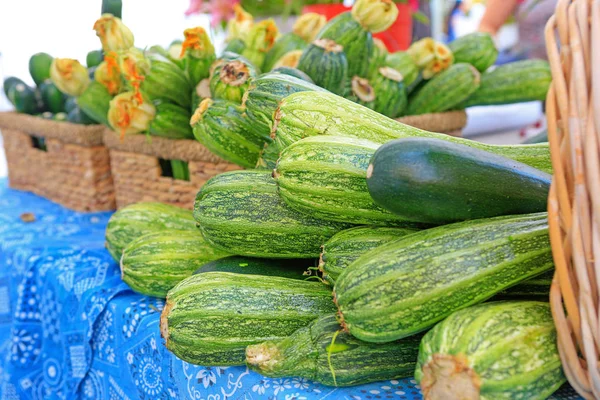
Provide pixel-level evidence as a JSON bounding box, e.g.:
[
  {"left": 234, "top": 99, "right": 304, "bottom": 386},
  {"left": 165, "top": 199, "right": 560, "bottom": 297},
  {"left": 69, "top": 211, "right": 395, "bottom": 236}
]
[
  {"left": 352, "top": 0, "right": 399, "bottom": 33},
  {"left": 108, "top": 91, "right": 156, "bottom": 139},
  {"left": 93, "top": 13, "right": 134, "bottom": 53},
  {"left": 50, "top": 58, "right": 90, "bottom": 97}
]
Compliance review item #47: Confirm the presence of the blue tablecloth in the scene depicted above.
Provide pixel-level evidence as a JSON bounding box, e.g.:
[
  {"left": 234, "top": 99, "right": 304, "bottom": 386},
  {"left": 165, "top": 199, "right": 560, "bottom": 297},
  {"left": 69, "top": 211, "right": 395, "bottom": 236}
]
[{"left": 0, "top": 179, "right": 581, "bottom": 400}]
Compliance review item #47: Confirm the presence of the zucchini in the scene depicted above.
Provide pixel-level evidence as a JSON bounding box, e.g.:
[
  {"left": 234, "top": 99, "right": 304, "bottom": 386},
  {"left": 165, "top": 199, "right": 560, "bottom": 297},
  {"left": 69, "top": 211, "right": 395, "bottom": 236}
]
[
  {"left": 406, "top": 63, "right": 480, "bottom": 115},
  {"left": 105, "top": 202, "right": 197, "bottom": 261},
  {"left": 140, "top": 56, "right": 192, "bottom": 108},
  {"left": 297, "top": 39, "right": 348, "bottom": 96},
  {"left": 270, "top": 66, "right": 314, "bottom": 83},
  {"left": 77, "top": 81, "right": 112, "bottom": 126},
  {"left": 448, "top": 32, "right": 497, "bottom": 72},
  {"left": 263, "top": 33, "right": 307, "bottom": 72},
  {"left": 67, "top": 106, "right": 96, "bottom": 125},
  {"left": 246, "top": 314, "right": 421, "bottom": 387},
  {"left": 316, "top": 12, "right": 373, "bottom": 79},
  {"left": 29, "top": 52, "right": 54, "bottom": 86},
  {"left": 416, "top": 301, "right": 565, "bottom": 399},
  {"left": 370, "top": 66, "right": 407, "bottom": 118},
  {"left": 209, "top": 59, "right": 257, "bottom": 103},
  {"left": 193, "top": 170, "right": 351, "bottom": 258},
  {"left": 319, "top": 226, "right": 417, "bottom": 285},
  {"left": 101, "top": 0, "right": 122, "bottom": 18},
  {"left": 191, "top": 98, "right": 262, "bottom": 168},
  {"left": 386, "top": 51, "right": 419, "bottom": 86},
  {"left": 7, "top": 83, "right": 40, "bottom": 114},
  {"left": 497, "top": 270, "right": 553, "bottom": 298},
  {"left": 241, "top": 19, "right": 279, "bottom": 68},
  {"left": 367, "top": 138, "right": 551, "bottom": 224},
  {"left": 3, "top": 77, "right": 26, "bottom": 97},
  {"left": 334, "top": 212, "right": 554, "bottom": 342},
  {"left": 86, "top": 49, "right": 104, "bottom": 68},
  {"left": 121, "top": 230, "right": 230, "bottom": 298},
  {"left": 346, "top": 76, "right": 375, "bottom": 109},
  {"left": 181, "top": 27, "right": 216, "bottom": 85},
  {"left": 194, "top": 255, "right": 313, "bottom": 280},
  {"left": 273, "top": 135, "right": 419, "bottom": 226},
  {"left": 368, "top": 38, "right": 388, "bottom": 77},
  {"left": 271, "top": 91, "right": 553, "bottom": 173},
  {"left": 39, "top": 79, "right": 66, "bottom": 113},
  {"left": 160, "top": 272, "right": 337, "bottom": 365},
  {"left": 223, "top": 38, "right": 246, "bottom": 55},
  {"left": 149, "top": 103, "right": 194, "bottom": 139},
  {"left": 462, "top": 59, "right": 551, "bottom": 107}
]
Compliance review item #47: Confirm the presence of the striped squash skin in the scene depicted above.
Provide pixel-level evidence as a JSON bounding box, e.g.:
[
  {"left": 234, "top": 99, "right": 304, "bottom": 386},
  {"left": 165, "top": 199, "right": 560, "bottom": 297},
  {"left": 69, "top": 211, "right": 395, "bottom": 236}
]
[
  {"left": 415, "top": 301, "right": 565, "bottom": 400},
  {"left": 462, "top": 59, "right": 551, "bottom": 107},
  {"left": 209, "top": 59, "right": 258, "bottom": 104},
  {"left": 274, "top": 135, "right": 418, "bottom": 226},
  {"left": 161, "top": 272, "right": 337, "bottom": 366},
  {"left": 405, "top": 63, "right": 480, "bottom": 115},
  {"left": 385, "top": 51, "right": 419, "bottom": 86},
  {"left": 496, "top": 270, "right": 553, "bottom": 298},
  {"left": 149, "top": 103, "right": 194, "bottom": 139},
  {"left": 193, "top": 170, "right": 352, "bottom": 258},
  {"left": 297, "top": 39, "right": 349, "bottom": 96},
  {"left": 316, "top": 12, "right": 373, "bottom": 79},
  {"left": 271, "top": 91, "right": 553, "bottom": 174},
  {"left": 370, "top": 67, "right": 407, "bottom": 118},
  {"left": 448, "top": 32, "right": 498, "bottom": 72},
  {"left": 246, "top": 314, "right": 421, "bottom": 387},
  {"left": 333, "top": 212, "right": 554, "bottom": 343},
  {"left": 120, "top": 230, "right": 230, "bottom": 298},
  {"left": 319, "top": 226, "right": 418, "bottom": 285},
  {"left": 140, "top": 60, "right": 192, "bottom": 108},
  {"left": 105, "top": 203, "right": 197, "bottom": 262}
]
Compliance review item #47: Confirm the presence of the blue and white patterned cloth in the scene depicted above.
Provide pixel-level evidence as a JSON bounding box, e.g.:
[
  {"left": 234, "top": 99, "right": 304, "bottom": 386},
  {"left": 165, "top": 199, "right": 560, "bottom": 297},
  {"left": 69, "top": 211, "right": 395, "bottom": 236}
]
[{"left": 0, "top": 179, "right": 582, "bottom": 400}]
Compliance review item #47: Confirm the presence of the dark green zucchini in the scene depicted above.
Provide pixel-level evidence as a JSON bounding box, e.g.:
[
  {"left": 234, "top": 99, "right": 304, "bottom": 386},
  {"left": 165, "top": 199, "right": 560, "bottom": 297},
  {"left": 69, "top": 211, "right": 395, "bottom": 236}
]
[
  {"left": 3, "top": 76, "right": 26, "bottom": 98},
  {"left": 7, "top": 83, "right": 40, "bottom": 114},
  {"left": 29, "top": 52, "right": 54, "bottom": 86},
  {"left": 194, "top": 256, "right": 313, "bottom": 280},
  {"left": 366, "top": 137, "right": 551, "bottom": 224},
  {"left": 297, "top": 39, "right": 348, "bottom": 96},
  {"left": 246, "top": 314, "right": 421, "bottom": 387},
  {"left": 77, "top": 81, "right": 112, "bottom": 126},
  {"left": 38, "top": 79, "right": 65, "bottom": 113},
  {"left": 370, "top": 67, "right": 407, "bottom": 118}
]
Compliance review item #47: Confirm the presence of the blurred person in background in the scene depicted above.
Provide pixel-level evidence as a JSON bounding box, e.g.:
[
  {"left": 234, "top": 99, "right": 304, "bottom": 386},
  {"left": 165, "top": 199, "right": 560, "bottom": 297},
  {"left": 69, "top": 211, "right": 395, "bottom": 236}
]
[{"left": 478, "top": 0, "right": 557, "bottom": 60}]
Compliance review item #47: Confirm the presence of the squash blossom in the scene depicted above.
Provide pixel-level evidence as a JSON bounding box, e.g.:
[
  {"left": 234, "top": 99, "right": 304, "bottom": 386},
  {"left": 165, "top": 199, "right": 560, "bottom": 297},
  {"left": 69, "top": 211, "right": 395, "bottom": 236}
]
[
  {"left": 273, "top": 50, "right": 303, "bottom": 69},
  {"left": 351, "top": 0, "right": 399, "bottom": 33},
  {"left": 181, "top": 27, "right": 216, "bottom": 85},
  {"left": 226, "top": 4, "right": 254, "bottom": 42},
  {"left": 50, "top": 58, "right": 90, "bottom": 97},
  {"left": 108, "top": 91, "right": 156, "bottom": 139},
  {"left": 94, "top": 53, "right": 122, "bottom": 95},
  {"left": 93, "top": 13, "right": 134, "bottom": 53},
  {"left": 407, "top": 38, "right": 436, "bottom": 68},
  {"left": 242, "top": 19, "right": 279, "bottom": 67},
  {"left": 119, "top": 48, "right": 151, "bottom": 103},
  {"left": 292, "top": 13, "right": 327, "bottom": 43}
]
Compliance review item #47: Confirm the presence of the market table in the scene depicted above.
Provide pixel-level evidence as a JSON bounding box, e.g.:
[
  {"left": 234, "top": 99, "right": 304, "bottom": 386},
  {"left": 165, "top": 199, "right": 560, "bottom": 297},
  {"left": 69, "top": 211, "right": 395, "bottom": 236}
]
[{"left": 0, "top": 179, "right": 581, "bottom": 400}]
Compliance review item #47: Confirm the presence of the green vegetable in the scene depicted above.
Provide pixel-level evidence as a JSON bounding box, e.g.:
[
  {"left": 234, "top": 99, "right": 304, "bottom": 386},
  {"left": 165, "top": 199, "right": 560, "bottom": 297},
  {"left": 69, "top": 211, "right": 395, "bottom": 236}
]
[
  {"left": 497, "top": 270, "right": 553, "bottom": 298},
  {"left": 53, "top": 112, "right": 68, "bottom": 121},
  {"left": 297, "top": 39, "right": 348, "bottom": 96},
  {"left": 523, "top": 129, "right": 548, "bottom": 144},
  {"left": 346, "top": 77, "right": 375, "bottom": 109},
  {"left": 247, "top": 314, "right": 421, "bottom": 387},
  {"left": 386, "top": 51, "right": 419, "bottom": 86},
  {"left": 462, "top": 59, "right": 551, "bottom": 107},
  {"left": 105, "top": 202, "right": 197, "bottom": 261},
  {"left": 64, "top": 96, "right": 78, "bottom": 113},
  {"left": 367, "top": 138, "right": 551, "bottom": 224},
  {"left": 7, "top": 83, "right": 40, "bottom": 114},
  {"left": 416, "top": 301, "right": 565, "bottom": 400},
  {"left": 161, "top": 272, "right": 337, "bottom": 365},
  {"left": 334, "top": 212, "right": 553, "bottom": 342},
  {"left": 149, "top": 103, "right": 194, "bottom": 139},
  {"left": 270, "top": 67, "right": 314, "bottom": 83},
  {"left": 209, "top": 58, "right": 257, "bottom": 103},
  {"left": 169, "top": 160, "right": 189, "bottom": 181},
  {"left": 271, "top": 91, "right": 553, "bottom": 173},
  {"left": 121, "top": 230, "right": 230, "bottom": 298},
  {"left": 368, "top": 40, "right": 388, "bottom": 77},
  {"left": 101, "top": 0, "right": 122, "bottom": 18},
  {"left": 77, "top": 81, "right": 112, "bottom": 126},
  {"left": 86, "top": 50, "right": 105, "bottom": 68},
  {"left": 320, "top": 226, "right": 417, "bottom": 285},
  {"left": 29, "top": 52, "right": 54, "bottom": 86},
  {"left": 194, "top": 255, "right": 313, "bottom": 280},
  {"left": 67, "top": 106, "right": 96, "bottom": 125},
  {"left": 370, "top": 67, "right": 407, "bottom": 118},
  {"left": 406, "top": 63, "right": 480, "bottom": 115},
  {"left": 263, "top": 33, "right": 307, "bottom": 72},
  {"left": 223, "top": 38, "right": 247, "bottom": 55},
  {"left": 448, "top": 32, "right": 498, "bottom": 72},
  {"left": 39, "top": 80, "right": 66, "bottom": 113},
  {"left": 141, "top": 55, "right": 192, "bottom": 108},
  {"left": 193, "top": 170, "right": 351, "bottom": 258},
  {"left": 3, "top": 76, "right": 26, "bottom": 97}
]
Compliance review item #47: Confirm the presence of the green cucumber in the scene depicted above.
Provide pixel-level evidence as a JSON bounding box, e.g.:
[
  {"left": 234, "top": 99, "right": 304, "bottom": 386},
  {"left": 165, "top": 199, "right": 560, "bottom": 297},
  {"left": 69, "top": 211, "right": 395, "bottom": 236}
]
[
  {"left": 105, "top": 202, "right": 197, "bottom": 261},
  {"left": 210, "top": 58, "right": 257, "bottom": 103},
  {"left": 271, "top": 91, "right": 553, "bottom": 173},
  {"left": 191, "top": 98, "right": 262, "bottom": 168},
  {"left": 193, "top": 170, "right": 351, "bottom": 258},
  {"left": 121, "top": 230, "right": 230, "bottom": 298},
  {"left": 39, "top": 79, "right": 66, "bottom": 113},
  {"left": 263, "top": 33, "right": 307, "bottom": 72},
  {"left": 448, "top": 32, "right": 498, "bottom": 72},
  {"left": 161, "top": 272, "right": 337, "bottom": 365},
  {"left": 29, "top": 52, "right": 54, "bottom": 86},
  {"left": 386, "top": 51, "right": 419, "bottom": 86},
  {"left": 194, "top": 256, "right": 313, "bottom": 280},
  {"left": 270, "top": 67, "right": 314, "bottom": 83},
  {"left": 406, "top": 63, "right": 480, "bottom": 115},
  {"left": 319, "top": 226, "right": 418, "bottom": 285},
  {"left": 7, "top": 83, "right": 40, "bottom": 114},
  {"left": 247, "top": 314, "right": 421, "bottom": 387},
  {"left": 77, "top": 81, "right": 112, "bottom": 126},
  {"left": 86, "top": 49, "right": 105, "bottom": 68},
  {"left": 334, "top": 212, "right": 554, "bottom": 342},
  {"left": 223, "top": 38, "right": 246, "bottom": 55},
  {"left": 367, "top": 138, "right": 551, "bottom": 224},
  {"left": 149, "top": 103, "right": 194, "bottom": 139},
  {"left": 297, "top": 39, "right": 348, "bottom": 96},
  {"left": 370, "top": 67, "right": 407, "bottom": 118},
  {"left": 462, "top": 59, "right": 551, "bottom": 107},
  {"left": 415, "top": 301, "right": 565, "bottom": 399}
]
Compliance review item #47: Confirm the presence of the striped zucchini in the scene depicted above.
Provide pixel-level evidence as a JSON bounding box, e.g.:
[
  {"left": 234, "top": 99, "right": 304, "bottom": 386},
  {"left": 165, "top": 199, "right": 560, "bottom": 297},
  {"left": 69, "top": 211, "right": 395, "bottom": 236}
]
[
  {"left": 246, "top": 314, "right": 421, "bottom": 387},
  {"left": 263, "top": 33, "right": 307, "bottom": 72},
  {"left": 386, "top": 51, "right": 418, "bottom": 86},
  {"left": 270, "top": 91, "right": 552, "bottom": 173},
  {"left": 160, "top": 272, "right": 336, "bottom": 365},
  {"left": 209, "top": 59, "right": 257, "bottom": 103},
  {"left": 370, "top": 67, "right": 407, "bottom": 118},
  {"left": 448, "top": 32, "right": 498, "bottom": 72},
  {"left": 120, "top": 230, "right": 230, "bottom": 298},
  {"left": 193, "top": 170, "right": 351, "bottom": 258},
  {"left": 77, "top": 81, "right": 112, "bottom": 126},
  {"left": 406, "top": 63, "right": 480, "bottom": 115},
  {"left": 191, "top": 98, "right": 262, "bottom": 168},
  {"left": 270, "top": 67, "right": 314, "bottom": 83},
  {"left": 462, "top": 59, "right": 551, "bottom": 107},
  {"left": 497, "top": 270, "right": 553, "bottom": 299},
  {"left": 105, "top": 203, "right": 197, "bottom": 261},
  {"left": 346, "top": 77, "right": 375, "bottom": 109},
  {"left": 319, "top": 226, "right": 417, "bottom": 285},
  {"left": 297, "top": 39, "right": 349, "bottom": 96},
  {"left": 140, "top": 57, "right": 192, "bottom": 108},
  {"left": 334, "top": 212, "right": 554, "bottom": 343},
  {"left": 273, "top": 135, "right": 420, "bottom": 226},
  {"left": 149, "top": 103, "right": 194, "bottom": 139},
  {"left": 368, "top": 38, "right": 388, "bottom": 77},
  {"left": 416, "top": 301, "right": 565, "bottom": 399},
  {"left": 194, "top": 256, "right": 314, "bottom": 280}
]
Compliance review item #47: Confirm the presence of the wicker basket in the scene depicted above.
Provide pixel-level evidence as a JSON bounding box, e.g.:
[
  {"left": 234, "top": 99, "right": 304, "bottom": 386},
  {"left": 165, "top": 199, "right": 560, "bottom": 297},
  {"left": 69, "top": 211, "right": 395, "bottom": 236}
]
[
  {"left": 396, "top": 110, "right": 467, "bottom": 137},
  {"left": 0, "top": 112, "right": 115, "bottom": 212},
  {"left": 546, "top": 1, "right": 600, "bottom": 398},
  {"left": 103, "top": 131, "right": 240, "bottom": 209}
]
